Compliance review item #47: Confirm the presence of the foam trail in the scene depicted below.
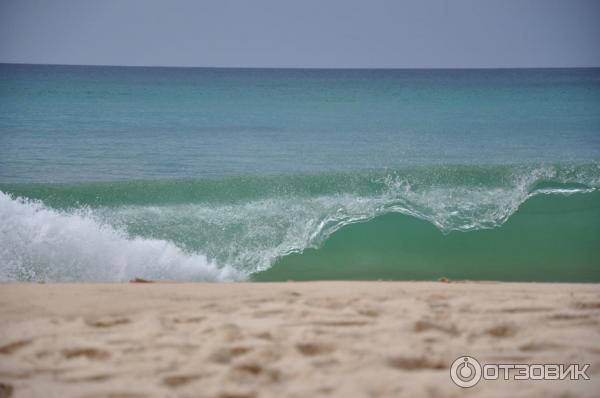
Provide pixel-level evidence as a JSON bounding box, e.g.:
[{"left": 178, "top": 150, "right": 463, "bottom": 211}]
[{"left": 0, "top": 192, "right": 243, "bottom": 282}]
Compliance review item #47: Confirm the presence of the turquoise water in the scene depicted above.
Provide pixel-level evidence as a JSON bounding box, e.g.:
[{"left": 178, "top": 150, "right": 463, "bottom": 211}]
[{"left": 1, "top": 64, "right": 599, "bottom": 281}]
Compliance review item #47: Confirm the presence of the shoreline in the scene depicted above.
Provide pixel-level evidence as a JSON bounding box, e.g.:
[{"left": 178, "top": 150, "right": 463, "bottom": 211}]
[{"left": 1, "top": 281, "right": 599, "bottom": 397}]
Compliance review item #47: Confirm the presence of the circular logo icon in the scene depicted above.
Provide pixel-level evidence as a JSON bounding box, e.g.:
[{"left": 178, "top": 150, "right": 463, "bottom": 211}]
[{"left": 450, "top": 356, "right": 482, "bottom": 388}]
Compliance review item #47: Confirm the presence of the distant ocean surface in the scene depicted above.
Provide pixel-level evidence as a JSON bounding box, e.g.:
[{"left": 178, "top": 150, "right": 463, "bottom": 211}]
[{"left": 1, "top": 64, "right": 599, "bottom": 282}]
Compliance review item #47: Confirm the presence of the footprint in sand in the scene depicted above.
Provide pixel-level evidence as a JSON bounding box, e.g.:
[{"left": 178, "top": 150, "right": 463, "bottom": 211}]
[
  {"left": 572, "top": 302, "right": 600, "bottom": 310},
  {"left": 62, "top": 348, "right": 111, "bottom": 360},
  {"left": 386, "top": 356, "right": 445, "bottom": 371},
  {"left": 162, "top": 374, "right": 205, "bottom": 388},
  {"left": 0, "top": 340, "right": 31, "bottom": 355},
  {"left": 548, "top": 313, "right": 591, "bottom": 320},
  {"left": 210, "top": 346, "right": 253, "bottom": 364},
  {"left": 499, "top": 307, "right": 552, "bottom": 313},
  {"left": 296, "top": 342, "right": 334, "bottom": 356},
  {"left": 519, "top": 342, "right": 565, "bottom": 352},
  {"left": 218, "top": 392, "right": 256, "bottom": 398},
  {"left": 85, "top": 317, "right": 130, "bottom": 328},
  {"left": 230, "top": 362, "right": 281, "bottom": 383},
  {"left": 414, "top": 319, "right": 458, "bottom": 336},
  {"left": 485, "top": 323, "right": 518, "bottom": 338},
  {"left": 0, "top": 382, "right": 13, "bottom": 398}
]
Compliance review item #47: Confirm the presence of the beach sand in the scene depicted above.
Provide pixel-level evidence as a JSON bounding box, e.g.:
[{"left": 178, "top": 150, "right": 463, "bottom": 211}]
[{"left": 0, "top": 281, "right": 599, "bottom": 397}]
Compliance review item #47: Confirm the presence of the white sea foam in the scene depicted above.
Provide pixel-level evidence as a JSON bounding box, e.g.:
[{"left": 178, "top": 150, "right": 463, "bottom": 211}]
[{"left": 0, "top": 191, "right": 243, "bottom": 282}]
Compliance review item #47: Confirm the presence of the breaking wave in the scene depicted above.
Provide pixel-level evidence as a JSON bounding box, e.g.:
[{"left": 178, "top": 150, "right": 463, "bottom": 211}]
[{"left": 1, "top": 163, "right": 598, "bottom": 281}]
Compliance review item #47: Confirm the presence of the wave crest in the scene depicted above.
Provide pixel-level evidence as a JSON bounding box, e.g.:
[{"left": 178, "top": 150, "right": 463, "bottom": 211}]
[
  {"left": 1, "top": 163, "right": 598, "bottom": 281},
  {"left": 0, "top": 192, "right": 243, "bottom": 282}
]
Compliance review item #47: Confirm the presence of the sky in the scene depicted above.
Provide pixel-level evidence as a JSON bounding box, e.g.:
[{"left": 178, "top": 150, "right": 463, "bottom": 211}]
[{"left": 1, "top": 0, "right": 599, "bottom": 68}]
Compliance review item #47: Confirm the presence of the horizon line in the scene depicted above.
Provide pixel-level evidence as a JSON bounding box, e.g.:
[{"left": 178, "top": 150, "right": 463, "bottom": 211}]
[{"left": 2, "top": 62, "right": 600, "bottom": 71}]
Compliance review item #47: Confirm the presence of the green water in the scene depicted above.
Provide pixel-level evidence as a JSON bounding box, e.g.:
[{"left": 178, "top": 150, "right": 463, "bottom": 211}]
[{"left": 256, "top": 191, "right": 600, "bottom": 282}]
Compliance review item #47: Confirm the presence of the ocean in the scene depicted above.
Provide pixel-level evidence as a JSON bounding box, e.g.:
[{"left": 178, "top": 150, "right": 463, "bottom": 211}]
[{"left": 1, "top": 64, "right": 599, "bottom": 282}]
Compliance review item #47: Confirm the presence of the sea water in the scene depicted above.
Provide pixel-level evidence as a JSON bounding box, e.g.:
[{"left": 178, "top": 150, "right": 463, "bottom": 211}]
[{"left": 1, "top": 64, "right": 599, "bottom": 281}]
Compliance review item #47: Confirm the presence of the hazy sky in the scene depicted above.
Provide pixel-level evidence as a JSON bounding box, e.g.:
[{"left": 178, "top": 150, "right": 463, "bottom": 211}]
[{"left": 1, "top": 0, "right": 599, "bottom": 68}]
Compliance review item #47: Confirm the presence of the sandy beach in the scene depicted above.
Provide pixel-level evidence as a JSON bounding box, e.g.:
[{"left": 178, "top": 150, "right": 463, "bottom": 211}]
[{"left": 0, "top": 281, "right": 599, "bottom": 398}]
